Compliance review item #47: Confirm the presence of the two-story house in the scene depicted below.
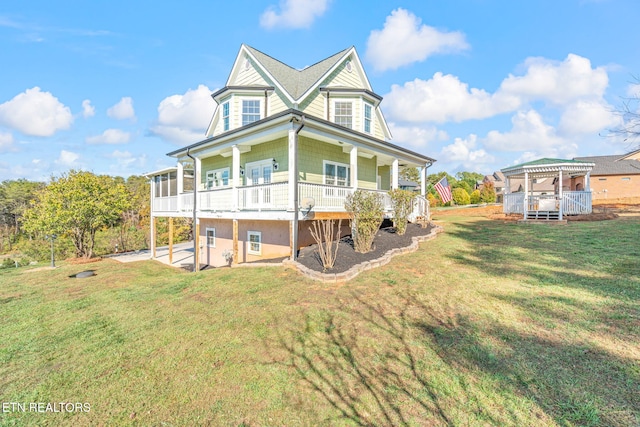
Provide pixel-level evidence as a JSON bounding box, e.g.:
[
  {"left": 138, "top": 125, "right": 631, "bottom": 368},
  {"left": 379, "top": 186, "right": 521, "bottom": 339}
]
[{"left": 147, "top": 44, "right": 436, "bottom": 267}]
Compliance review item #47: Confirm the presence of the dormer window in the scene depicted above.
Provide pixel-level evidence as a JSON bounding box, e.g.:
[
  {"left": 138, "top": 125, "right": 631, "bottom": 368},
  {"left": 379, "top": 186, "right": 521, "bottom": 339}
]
[
  {"left": 242, "top": 99, "right": 261, "bottom": 126},
  {"left": 364, "top": 103, "right": 372, "bottom": 134},
  {"left": 222, "top": 102, "right": 230, "bottom": 131},
  {"left": 334, "top": 101, "right": 352, "bottom": 129}
]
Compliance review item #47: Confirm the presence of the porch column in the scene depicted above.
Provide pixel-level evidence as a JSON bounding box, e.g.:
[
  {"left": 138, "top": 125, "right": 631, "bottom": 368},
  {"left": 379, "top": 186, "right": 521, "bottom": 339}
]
[
  {"left": 176, "top": 162, "right": 184, "bottom": 212},
  {"left": 350, "top": 146, "right": 358, "bottom": 191},
  {"left": 194, "top": 220, "right": 200, "bottom": 271},
  {"left": 391, "top": 159, "right": 399, "bottom": 190},
  {"left": 232, "top": 145, "right": 240, "bottom": 211},
  {"left": 559, "top": 168, "right": 564, "bottom": 221},
  {"left": 232, "top": 219, "right": 238, "bottom": 265},
  {"left": 523, "top": 171, "right": 529, "bottom": 219},
  {"left": 420, "top": 163, "right": 428, "bottom": 196},
  {"left": 585, "top": 171, "right": 591, "bottom": 192},
  {"left": 194, "top": 157, "right": 202, "bottom": 214},
  {"left": 288, "top": 125, "right": 298, "bottom": 211}
]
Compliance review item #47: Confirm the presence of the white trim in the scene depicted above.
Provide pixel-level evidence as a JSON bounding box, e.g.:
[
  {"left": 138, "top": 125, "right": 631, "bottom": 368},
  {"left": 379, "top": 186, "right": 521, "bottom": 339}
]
[
  {"left": 205, "top": 167, "right": 230, "bottom": 189},
  {"left": 363, "top": 101, "right": 373, "bottom": 134},
  {"left": 323, "top": 160, "right": 350, "bottom": 194},
  {"left": 247, "top": 230, "right": 262, "bottom": 255},
  {"left": 240, "top": 97, "right": 262, "bottom": 127},
  {"left": 332, "top": 99, "right": 353, "bottom": 129},
  {"left": 206, "top": 227, "right": 216, "bottom": 247}
]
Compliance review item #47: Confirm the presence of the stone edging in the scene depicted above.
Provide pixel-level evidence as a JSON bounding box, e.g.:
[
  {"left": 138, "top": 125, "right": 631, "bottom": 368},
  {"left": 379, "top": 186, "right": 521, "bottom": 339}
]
[{"left": 282, "top": 225, "right": 444, "bottom": 283}]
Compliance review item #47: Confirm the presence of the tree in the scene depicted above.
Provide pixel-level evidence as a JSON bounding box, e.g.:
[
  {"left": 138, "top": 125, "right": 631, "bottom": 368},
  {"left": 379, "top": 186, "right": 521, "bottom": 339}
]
[
  {"left": 609, "top": 77, "right": 640, "bottom": 143},
  {"left": 452, "top": 187, "right": 471, "bottom": 205},
  {"left": 345, "top": 190, "right": 384, "bottom": 253},
  {"left": 480, "top": 181, "right": 497, "bottom": 203},
  {"left": 455, "top": 171, "right": 484, "bottom": 190},
  {"left": 0, "top": 179, "right": 44, "bottom": 252},
  {"left": 400, "top": 166, "right": 421, "bottom": 184},
  {"left": 388, "top": 189, "right": 415, "bottom": 235},
  {"left": 23, "top": 171, "right": 131, "bottom": 258}
]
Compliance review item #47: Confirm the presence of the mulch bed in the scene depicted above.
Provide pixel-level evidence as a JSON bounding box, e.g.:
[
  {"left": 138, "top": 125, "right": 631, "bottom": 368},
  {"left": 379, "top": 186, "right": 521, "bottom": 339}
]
[{"left": 296, "top": 221, "right": 435, "bottom": 274}]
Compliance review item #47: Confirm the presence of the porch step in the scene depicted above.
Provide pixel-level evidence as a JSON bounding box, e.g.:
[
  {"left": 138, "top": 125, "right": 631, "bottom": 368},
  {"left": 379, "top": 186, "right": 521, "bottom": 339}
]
[{"left": 526, "top": 210, "right": 559, "bottom": 220}]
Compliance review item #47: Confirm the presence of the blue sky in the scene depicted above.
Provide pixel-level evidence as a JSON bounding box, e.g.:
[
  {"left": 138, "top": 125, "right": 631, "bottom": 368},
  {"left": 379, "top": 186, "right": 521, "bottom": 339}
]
[{"left": 1, "top": 0, "right": 639, "bottom": 181}]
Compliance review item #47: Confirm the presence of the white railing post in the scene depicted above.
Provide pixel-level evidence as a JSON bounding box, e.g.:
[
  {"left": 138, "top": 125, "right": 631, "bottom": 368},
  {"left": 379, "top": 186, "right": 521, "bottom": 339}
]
[{"left": 232, "top": 145, "right": 240, "bottom": 211}]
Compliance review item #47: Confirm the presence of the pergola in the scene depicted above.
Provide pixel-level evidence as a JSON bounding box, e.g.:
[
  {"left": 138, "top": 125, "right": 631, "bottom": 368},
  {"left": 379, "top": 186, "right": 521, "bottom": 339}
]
[{"left": 501, "top": 158, "right": 595, "bottom": 220}]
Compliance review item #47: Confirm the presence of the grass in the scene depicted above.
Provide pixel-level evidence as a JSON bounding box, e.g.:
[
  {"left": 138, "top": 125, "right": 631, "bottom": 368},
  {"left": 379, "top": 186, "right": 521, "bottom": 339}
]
[{"left": 0, "top": 214, "right": 638, "bottom": 426}]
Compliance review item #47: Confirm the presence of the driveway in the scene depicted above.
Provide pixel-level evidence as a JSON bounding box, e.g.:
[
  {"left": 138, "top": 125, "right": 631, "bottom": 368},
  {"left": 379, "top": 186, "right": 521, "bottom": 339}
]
[{"left": 110, "top": 242, "right": 195, "bottom": 269}]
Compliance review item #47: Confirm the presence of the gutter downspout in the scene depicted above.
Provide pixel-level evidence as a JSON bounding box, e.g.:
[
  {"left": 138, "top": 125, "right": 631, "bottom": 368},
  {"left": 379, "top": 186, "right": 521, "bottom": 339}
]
[
  {"left": 291, "top": 115, "right": 305, "bottom": 261},
  {"left": 186, "top": 148, "right": 198, "bottom": 272}
]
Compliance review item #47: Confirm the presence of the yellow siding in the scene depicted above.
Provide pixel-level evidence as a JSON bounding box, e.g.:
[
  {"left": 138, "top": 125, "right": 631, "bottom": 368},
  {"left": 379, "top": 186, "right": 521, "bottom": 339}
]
[
  {"left": 268, "top": 91, "right": 290, "bottom": 116},
  {"left": 200, "top": 155, "right": 232, "bottom": 184},
  {"left": 232, "top": 59, "right": 269, "bottom": 86},
  {"left": 299, "top": 91, "right": 325, "bottom": 120},
  {"left": 323, "top": 60, "right": 365, "bottom": 88}
]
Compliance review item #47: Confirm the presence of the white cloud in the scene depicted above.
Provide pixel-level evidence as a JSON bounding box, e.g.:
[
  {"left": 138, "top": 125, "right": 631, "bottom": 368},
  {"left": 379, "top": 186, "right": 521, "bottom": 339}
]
[
  {"left": 500, "top": 54, "right": 608, "bottom": 105},
  {"left": 0, "top": 131, "right": 16, "bottom": 153},
  {"left": 105, "top": 150, "right": 147, "bottom": 175},
  {"left": 484, "top": 110, "right": 576, "bottom": 158},
  {"left": 0, "top": 87, "right": 73, "bottom": 136},
  {"left": 86, "top": 128, "right": 131, "bottom": 145},
  {"left": 366, "top": 8, "right": 468, "bottom": 72},
  {"left": 260, "top": 0, "right": 330, "bottom": 29},
  {"left": 82, "top": 99, "right": 95, "bottom": 118},
  {"left": 388, "top": 122, "right": 448, "bottom": 151},
  {"left": 558, "top": 100, "right": 619, "bottom": 135},
  {"left": 55, "top": 150, "right": 80, "bottom": 167},
  {"left": 107, "top": 97, "right": 136, "bottom": 121},
  {"left": 385, "top": 73, "right": 520, "bottom": 123},
  {"left": 150, "top": 85, "right": 214, "bottom": 145},
  {"left": 440, "top": 135, "right": 495, "bottom": 168}
]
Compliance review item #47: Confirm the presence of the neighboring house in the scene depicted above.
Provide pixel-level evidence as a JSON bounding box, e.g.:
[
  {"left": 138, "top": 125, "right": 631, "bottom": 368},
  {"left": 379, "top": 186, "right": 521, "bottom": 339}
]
[
  {"left": 147, "top": 45, "right": 435, "bottom": 267},
  {"left": 483, "top": 170, "right": 555, "bottom": 202},
  {"left": 573, "top": 149, "right": 640, "bottom": 200}
]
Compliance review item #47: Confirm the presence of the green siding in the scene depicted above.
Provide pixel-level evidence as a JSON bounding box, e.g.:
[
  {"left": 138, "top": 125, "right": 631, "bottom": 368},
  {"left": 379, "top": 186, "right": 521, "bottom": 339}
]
[
  {"left": 200, "top": 155, "right": 232, "bottom": 185},
  {"left": 241, "top": 138, "right": 289, "bottom": 183},
  {"left": 378, "top": 165, "right": 390, "bottom": 190},
  {"left": 358, "top": 156, "right": 377, "bottom": 189}
]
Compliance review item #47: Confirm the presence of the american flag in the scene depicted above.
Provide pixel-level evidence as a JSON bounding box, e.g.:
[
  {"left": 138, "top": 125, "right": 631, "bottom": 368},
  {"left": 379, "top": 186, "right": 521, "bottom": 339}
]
[{"left": 435, "top": 176, "right": 453, "bottom": 204}]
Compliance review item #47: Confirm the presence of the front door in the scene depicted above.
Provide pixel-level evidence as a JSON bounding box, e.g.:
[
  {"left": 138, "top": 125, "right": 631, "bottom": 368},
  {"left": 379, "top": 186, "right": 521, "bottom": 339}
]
[{"left": 246, "top": 160, "right": 272, "bottom": 208}]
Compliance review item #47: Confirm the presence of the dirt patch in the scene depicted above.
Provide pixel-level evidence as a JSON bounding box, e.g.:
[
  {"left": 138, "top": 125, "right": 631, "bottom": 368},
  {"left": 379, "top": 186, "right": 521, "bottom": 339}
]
[
  {"left": 66, "top": 257, "right": 103, "bottom": 265},
  {"left": 296, "top": 221, "right": 435, "bottom": 274},
  {"left": 432, "top": 203, "right": 638, "bottom": 221}
]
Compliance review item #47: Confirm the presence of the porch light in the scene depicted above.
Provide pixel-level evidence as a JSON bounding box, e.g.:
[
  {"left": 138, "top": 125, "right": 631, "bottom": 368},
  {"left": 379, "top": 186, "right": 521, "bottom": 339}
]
[{"left": 272, "top": 159, "right": 279, "bottom": 171}]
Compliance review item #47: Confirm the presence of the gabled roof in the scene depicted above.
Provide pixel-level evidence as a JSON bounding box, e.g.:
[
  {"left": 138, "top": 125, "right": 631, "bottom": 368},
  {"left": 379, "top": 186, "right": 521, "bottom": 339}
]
[
  {"left": 242, "top": 45, "right": 352, "bottom": 101},
  {"left": 574, "top": 151, "right": 640, "bottom": 175}
]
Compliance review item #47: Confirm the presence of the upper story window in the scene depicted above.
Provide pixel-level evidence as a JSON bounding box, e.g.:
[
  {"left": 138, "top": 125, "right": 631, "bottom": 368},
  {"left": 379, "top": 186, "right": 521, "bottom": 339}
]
[
  {"left": 364, "top": 103, "right": 372, "bottom": 134},
  {"left": 242, "top": 99, "right": 261, "bottom": 126},
  {"left": 334, "top": 101, "right": 352, "bottom": 129},
  {"left": 222, "top": 102, "right": 230, "bottom": 131}
]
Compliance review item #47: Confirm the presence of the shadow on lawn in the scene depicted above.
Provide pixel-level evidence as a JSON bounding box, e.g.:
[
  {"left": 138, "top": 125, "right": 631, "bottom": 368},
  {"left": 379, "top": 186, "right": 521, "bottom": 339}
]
[{"left": 274, "top": 289, "right": 639, "bottom": 426}]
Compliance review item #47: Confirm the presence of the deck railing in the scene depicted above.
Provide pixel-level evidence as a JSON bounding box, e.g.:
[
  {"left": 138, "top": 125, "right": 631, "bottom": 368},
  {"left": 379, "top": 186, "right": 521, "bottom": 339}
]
[
  {"left": 154, "top": 182, "right": 408, "bottom": 215},
  {"left": 503, "top": 191, "right": 592, "bottom": 215}
]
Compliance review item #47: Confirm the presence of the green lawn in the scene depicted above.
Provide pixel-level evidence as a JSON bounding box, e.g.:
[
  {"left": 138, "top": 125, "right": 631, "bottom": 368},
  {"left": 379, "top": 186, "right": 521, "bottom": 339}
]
[{"left": 1, "top": 215, "right": 638, "bottom": 426}]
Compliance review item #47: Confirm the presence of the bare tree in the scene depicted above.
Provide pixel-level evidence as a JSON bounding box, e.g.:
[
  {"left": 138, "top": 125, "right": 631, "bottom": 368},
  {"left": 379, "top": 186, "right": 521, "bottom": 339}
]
[{"left": 608, "top": 76, "right": 640, "bottom": 145}]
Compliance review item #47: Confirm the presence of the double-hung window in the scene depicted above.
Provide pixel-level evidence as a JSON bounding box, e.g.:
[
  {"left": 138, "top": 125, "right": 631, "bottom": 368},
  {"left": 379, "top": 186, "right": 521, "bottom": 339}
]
[
  {"left": 205, "top": 168, "right": 230, "bottom": 189},
  {"left": 242, "top": 100, "right": 261, "bottom": 126},
  {"left": 247, "top": 231, "right": 261, "bottom": 255},
  {"left": 334, "top": 101, "right": 352, "bottom": 129},
  {"left": 323, "top": 160, "right": 350, "bottom": 197},
  {"left": 222, "top": 102, "right": 230, "bottom": 131},
  {"left": 364, "top": 103, "right": 372, "bottom": 133}
]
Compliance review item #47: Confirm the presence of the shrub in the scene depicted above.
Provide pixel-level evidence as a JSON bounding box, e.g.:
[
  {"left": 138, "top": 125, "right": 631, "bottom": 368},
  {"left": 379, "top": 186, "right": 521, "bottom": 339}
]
[
  {"left": 470, "top": 190, "right": 481, "bottom": 204},
  {"left": 452, "top": 187, "right": 471, "bottom": 205},
  {"left": 427, "top": 193, "right": 439, "bottom": 207},
  {"left": 345, "top": 190, "right": 384, "bottom": 253},
  {"left": 309, "top": 219, "right": 342, "bottom": 271},
  {"left": 480, "top": 182, "right": 497, "bottom": 203},
  {"left": 388, "top": 189, "right": 415, "bottom": 235}
]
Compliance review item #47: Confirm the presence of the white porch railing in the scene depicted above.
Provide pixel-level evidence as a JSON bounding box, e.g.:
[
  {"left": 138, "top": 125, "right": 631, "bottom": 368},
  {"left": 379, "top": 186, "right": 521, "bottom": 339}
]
[
  {"left": 238, "top": 182, "right": 289, "bottom": 211},
  {"left": 503, "top": 191, "right": 592, "bottom": 215},
  {"left": 154, "top": 182, "right": 425, "bottom": 216},
  {"left": 562, "top": 191, "right": 592, "bottom": 214},
  {"left": 152, "top": 195, "right": 177, "bottom": 212},
  {"left": 200, "top": 188, "right": 233, "bottom": 211},
  {"left": 503, "top": 193, "right": 524, "bottom": 214}
]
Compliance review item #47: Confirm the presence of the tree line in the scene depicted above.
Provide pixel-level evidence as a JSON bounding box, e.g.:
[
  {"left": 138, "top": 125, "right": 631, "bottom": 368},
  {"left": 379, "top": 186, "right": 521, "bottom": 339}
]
[{"left": 0, "top": 171, "right": 189, "bottom": 261}]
